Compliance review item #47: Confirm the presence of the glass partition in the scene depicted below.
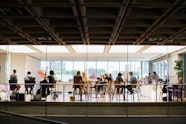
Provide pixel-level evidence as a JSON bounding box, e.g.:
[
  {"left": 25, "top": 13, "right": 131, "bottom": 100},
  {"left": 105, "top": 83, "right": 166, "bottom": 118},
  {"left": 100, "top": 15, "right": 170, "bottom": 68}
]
[
  {"left": 0, "top": 45, "right": 185, "bottom": 103},
  {"left": 62, "top": 61, "right": 74, "bottom": 82}
]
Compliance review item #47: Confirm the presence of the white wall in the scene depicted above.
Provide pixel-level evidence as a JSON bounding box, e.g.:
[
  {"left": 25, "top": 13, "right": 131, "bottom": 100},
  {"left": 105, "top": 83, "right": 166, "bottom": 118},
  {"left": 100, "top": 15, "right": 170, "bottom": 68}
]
[
  {"left": 150, "top": 48, "right": 186, "bottom": 84},
  {"left": 169, "top": 53, "right": 183, "bottom": 84},
  {"left": 26, "top": 55, "right": 40, "bottom": 78},
  {"left": 10, "top": 54, "right": 40, "bottom": 92},
  {"left": 169, "top": 54, "right": 179, "bottom": 84},
  {"left": 0, "top": 53, "right": 6, "bottom": 84},
  {"left": 11, "top": 54, "right": 27, "bottom": 85}
]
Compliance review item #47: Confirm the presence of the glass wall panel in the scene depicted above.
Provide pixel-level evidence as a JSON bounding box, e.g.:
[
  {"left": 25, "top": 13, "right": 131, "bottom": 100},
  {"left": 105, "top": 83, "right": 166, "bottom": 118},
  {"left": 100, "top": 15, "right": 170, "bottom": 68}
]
[
  {"left": 1, "top": 44, "right": 185, "bottom": 104},
  {"left": 152, "top": 60, "right": 168, "bottom": 80},
  {"left": 74, "top": 61, "right": 85, "bottom": 73},
  {"left": 41, "top": 61, "right": 50, "bottom": 74},
  {"left": 86, "top": 61, "right": 96, "bottom": 81},
  {"left": 62, "top": 61, "right": 73, "bottom": 82},
  {"left": 108, "top": 61, "right": 119, "bottom": 80},
  {"left": 97, "top": 61, "right": 107, "bottom": 77},
  {"left": 119, "top": 62, "right": 129, "bottom": 72},
  {"left": 50, "top": 61, "right": 62, "bottom": 81},
  {"left": 142, "top": 61, "right": 149, "bottom": 78},
  {"left": 130, "top": 62, "right": 141, "bottom": 78}
]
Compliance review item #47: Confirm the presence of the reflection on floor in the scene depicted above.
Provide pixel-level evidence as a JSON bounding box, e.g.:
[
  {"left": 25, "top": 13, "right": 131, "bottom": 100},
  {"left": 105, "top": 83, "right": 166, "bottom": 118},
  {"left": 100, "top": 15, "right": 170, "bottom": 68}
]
[
  {"left": 0, "top": 84, "right": 184, "bottom": 102},
  {"left": 26, "top": 84, "right": 185, "bottom": 102}
]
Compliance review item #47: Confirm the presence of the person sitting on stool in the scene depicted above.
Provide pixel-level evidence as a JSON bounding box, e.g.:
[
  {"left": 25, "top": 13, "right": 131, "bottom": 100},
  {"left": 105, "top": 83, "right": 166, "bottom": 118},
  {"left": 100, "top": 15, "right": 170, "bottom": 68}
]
[
  {"left": 24, "top": 71, "right": 35, "bottom": 94},
  {"left": 126, "top": 71, "right": 137, "bottom": 94}
]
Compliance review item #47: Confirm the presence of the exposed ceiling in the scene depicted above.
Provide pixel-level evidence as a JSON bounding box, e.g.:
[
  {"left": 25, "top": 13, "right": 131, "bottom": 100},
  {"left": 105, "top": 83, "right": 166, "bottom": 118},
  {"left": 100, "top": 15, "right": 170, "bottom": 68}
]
[{"left": 0, "top": 0, "right": 186, "bottom": 45}]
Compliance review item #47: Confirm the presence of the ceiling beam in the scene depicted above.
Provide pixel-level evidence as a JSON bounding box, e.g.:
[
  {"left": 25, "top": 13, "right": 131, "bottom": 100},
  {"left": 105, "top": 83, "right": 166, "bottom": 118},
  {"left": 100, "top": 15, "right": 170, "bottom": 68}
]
[
  {"left": 70, "top": 0, "right": 89, "bottom": 44},
  {"left": 22, "top": 0, "right": 65, "bottom": 45},
  {"left": 134, "top": 0, "right": 185, "bottom": 45},
  {"left": 109, "top": 0, "right": 133, "bottom": 45},
  {"left": 157, "top": 27, "right": 186, "bottom": 45},
  {"left": 0, "top": 19, "right": 40, "bottom": 45},
  {"left": 0, "top": 36, "right": 17, "bottom": 45}
]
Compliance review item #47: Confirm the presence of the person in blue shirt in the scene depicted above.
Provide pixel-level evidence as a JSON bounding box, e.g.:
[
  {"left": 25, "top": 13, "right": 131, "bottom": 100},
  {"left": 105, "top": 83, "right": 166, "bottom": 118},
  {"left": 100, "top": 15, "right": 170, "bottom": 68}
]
[{"left": 126, "top": 71, "right": 137, "bottom": 94}]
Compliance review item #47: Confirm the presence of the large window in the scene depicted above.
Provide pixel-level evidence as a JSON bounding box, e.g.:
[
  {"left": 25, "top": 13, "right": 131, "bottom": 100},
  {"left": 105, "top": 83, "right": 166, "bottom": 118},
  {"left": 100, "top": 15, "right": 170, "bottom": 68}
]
[
  {"left": 40, "top": 60, "right": 149, "bottom": 82},
  {"left": 152, "top": 60, "right": 168, "bottom": 80},
  {"left": 130, "top": 62, "right": 141, "bottom": 78},
  {"left": 108, "top": 62, "right": 119, "bottom": 80},
  {"left": 86, "top": 61, "right": 96, "bottom": 80},
  {"left": 62, "top": 61, "right": 73, "bottom": 82},
  {"left": 74, "top": 61, "right": 85, "bottom": 73},
  {"left": 97, "top": 61, "right": 107, "bottom": 77},
  {"left": 41, "top": 61, "right": 50, "bottom": 74},
  {"left": 50, "top": 61, "right": 61, "bottom": 81},
  {"left": 142, "top": 61, "right": 149, "bottom": 78}
]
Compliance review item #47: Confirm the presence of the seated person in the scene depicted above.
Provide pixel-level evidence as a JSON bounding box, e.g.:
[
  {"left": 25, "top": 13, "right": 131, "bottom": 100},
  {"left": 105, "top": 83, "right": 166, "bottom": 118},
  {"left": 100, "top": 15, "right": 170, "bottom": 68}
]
[
  {"left": 47, "top": 70, "right": 56, "bottom": 87},
  {"left": 47, "top": 70, "right": 56, "bottom": 94},
  {"left": 37, "top": 71, "right": 48, "bottom": 97},
  {"left": 162, "top": 78, "right": 169, "bottom": 93},
  {"left": 24, "top": 71, "right": 35, "bottom": 94},
  {"left": 94, "top": 80, "right": 99, "bottom": 91},
  {"left": 73, "top": 71, "right": 83, "bottom": 94},
  {"left": 166, "top": 82, "right": 183, "bottom": 101},
  {"left": 126, "top": 71, "right": 137, "bottom": 94},
  {"left": 82, "top": 72, "right": 88, "bottom": 89},
  {"left": 115, "top": 73, "right": 124, "bottom": 93},
  {"left": 100, "top": 74, "right": 109, "bottom": 95},
  {"left": 97, "top": 75, "right": 105, "bottom": 94},
  {"left": 9, "top": 69, "right": 21, "bottom": 92}
]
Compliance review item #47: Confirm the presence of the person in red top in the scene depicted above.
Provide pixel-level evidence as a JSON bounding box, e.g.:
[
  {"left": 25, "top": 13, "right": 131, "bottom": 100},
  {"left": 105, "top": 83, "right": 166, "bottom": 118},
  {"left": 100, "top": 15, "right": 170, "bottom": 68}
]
[
  {"left": 73, "top": 70, "right": 83, "bottom": 91},
  {"left": 73, "top": 71, "right": 83, "bottom": 100}
]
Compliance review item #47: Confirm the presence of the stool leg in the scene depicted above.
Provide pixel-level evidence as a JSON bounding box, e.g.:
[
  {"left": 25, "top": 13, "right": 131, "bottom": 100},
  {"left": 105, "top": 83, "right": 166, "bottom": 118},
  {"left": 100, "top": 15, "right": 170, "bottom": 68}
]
[
  {"left": 112, "top": 88, "right": 115, "bottom": 100},
  {"left": 79, "top": 89, "right": 82, "bottom": 101},
  {"left": 123, "top": 88, "right": 125, "bottom": 100}
]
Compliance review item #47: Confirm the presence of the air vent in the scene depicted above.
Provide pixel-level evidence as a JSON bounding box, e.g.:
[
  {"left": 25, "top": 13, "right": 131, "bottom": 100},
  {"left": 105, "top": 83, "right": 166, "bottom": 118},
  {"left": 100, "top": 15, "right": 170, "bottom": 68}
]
[
  {"left": 148, "top": 38, "right": 163, "bottom": 42},
  {"left": 37, "top": 37, "right": 52, "bottom": 41}
]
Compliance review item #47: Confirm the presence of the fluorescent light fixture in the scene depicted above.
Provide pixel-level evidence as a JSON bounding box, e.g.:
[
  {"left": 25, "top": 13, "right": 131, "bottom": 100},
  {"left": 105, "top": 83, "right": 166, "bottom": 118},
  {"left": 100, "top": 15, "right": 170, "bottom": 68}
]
[
  {"left": 109, "top": 45, "right": 144, "bottom": 53},
  {"left": 167, "top": 46, "right": 185, "bottom": 53},
  {"left": 0, "top": 45, "right": 36, "bottom": 53},
  {"left": 0, "top": 46, "right": 7, "bottom": 51},
  {"left": 143, "top": 46, "right": 186, "bottom": 53},
  {"left": 71, "top": 45, "right": 104, "bottom": 53},
  {"left": 32, "top": 45, "right": 70, "bottom": 53}
]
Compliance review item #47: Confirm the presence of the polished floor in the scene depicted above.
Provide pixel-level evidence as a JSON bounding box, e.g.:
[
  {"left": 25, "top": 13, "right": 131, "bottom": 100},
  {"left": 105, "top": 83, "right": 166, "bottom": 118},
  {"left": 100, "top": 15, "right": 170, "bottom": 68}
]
[
  {"left": 25, "top": 84, "right": 185, "bottom": 102},
  {"left": 0, "top": 84, "right": 184, "bottom": 102}
]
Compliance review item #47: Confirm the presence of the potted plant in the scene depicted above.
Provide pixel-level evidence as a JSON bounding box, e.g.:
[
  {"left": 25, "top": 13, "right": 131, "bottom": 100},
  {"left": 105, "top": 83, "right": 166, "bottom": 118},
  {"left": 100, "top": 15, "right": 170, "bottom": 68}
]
[{"left": 174, "top": 59, "right": 183, "bottom": 83}]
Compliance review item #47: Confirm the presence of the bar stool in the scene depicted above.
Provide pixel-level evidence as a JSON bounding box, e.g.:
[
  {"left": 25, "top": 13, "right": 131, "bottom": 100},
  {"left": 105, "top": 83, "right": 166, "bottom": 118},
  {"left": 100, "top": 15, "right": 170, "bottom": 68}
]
[
  {"left": 130, "top": 83, "right": 140, "bottom": 101},
  {"left": 112, "top": 81, "right": 125, "bottom": 101},
  {"left": 89, "top": 85, "right": 99, "bottom": 98}
]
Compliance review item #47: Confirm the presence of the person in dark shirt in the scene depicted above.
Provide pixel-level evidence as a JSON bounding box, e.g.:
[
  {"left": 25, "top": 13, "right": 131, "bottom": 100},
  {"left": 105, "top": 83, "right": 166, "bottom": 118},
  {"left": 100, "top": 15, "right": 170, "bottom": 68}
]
[
  {"left": 46, "top": 70, "right": 56, "bottom": 95},
  {"left": 10, "top": 69, "right": 18, "bottom": 83},
  {"left": 24, "top": 71, "right": 35, "bottom": 94},
  {"left": 9, "top": 69, "right": 21, "bottom": 92},
  {"left": 115, "top": 73, "right": 123, "bottom": 93},
  {"left": 108, "top": 73, "right": 113, "bottom": 83}
]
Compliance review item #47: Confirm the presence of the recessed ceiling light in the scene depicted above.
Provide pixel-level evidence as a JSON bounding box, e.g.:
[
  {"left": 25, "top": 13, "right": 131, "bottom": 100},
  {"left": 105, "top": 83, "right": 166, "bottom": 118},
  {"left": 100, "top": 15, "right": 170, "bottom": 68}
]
[{"left": 71, "top": 45, "right": 105, "bottom": 53}]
